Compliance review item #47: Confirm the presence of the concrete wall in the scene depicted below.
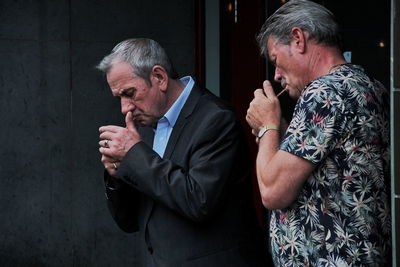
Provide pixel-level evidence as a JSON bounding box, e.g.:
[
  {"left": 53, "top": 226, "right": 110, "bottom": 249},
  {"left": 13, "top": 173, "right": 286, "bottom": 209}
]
[{"left": 0, "top": 0, "right": 195, "bottom": 266}]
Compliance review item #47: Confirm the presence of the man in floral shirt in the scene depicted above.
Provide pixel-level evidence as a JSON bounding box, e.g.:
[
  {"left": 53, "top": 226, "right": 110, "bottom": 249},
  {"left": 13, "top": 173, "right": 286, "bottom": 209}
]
[{"left": 246, "top": 0, "right": 391, "bottom": 266}]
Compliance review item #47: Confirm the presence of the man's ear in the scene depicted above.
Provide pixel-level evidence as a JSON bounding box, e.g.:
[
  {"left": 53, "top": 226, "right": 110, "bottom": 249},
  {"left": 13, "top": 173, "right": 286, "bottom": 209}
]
[
  {"left": 151, "top": 65, "right": 168, "bottom": 91},
  {"left": 290, "top": 27, "right": 307, "bottom": 54}
]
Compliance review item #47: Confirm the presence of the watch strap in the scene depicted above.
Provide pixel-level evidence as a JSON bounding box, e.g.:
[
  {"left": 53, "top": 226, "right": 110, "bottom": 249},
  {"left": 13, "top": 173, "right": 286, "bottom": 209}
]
[{"left": 258, "top": 124, "right": 279, "bottom": 138}]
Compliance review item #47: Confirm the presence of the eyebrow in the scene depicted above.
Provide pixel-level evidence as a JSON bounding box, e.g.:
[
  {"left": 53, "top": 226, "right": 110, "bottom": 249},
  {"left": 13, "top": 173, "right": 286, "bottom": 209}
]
[{"left": 111, "top": 87, "right": 129, "bottom": 98}]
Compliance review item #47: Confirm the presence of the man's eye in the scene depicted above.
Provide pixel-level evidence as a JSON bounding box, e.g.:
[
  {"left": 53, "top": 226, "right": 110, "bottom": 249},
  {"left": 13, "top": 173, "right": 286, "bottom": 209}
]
[{"left": 122, "top": 89, "right": 135, "bottom": 97}]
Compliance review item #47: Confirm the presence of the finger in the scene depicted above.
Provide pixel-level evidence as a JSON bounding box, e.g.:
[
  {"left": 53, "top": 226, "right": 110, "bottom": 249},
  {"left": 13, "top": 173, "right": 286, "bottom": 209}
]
[
  {"left": 101, "top": 154, "right": 117, "bottom": 165},
  {"left": 263, "top": 80, "right": 276, "bottom": 98},
  {"left": 99, "top": 146, "right": 113, "bottom": 157},
  {"left": 101, "top": 154, "right": 114, "bottom": 162},
  {"left": 104, "top": 162, "right": 118, "bottom": 169},
  {"left": 98, "top": 139, "right": 109, "bottom": 147},
  {"left": 111, "top": 162, "right": 119, "bottom": 170},
  {"left": 245, "top": 113, "right": 253, "bottom": 128},
  {"left": 105, "top": 162, "right": 119, "bottom": 174},
  {"left": 104, "top": 162, "right": 117, "bottom": 175},
  {"left": 125, "top": 111, "right": 136, "bottom": 132},
  {"left": 99, "top": 131, "right": 114, "bottom": 141},
  {"left": 253, "top": 88, "right": 265, "bottom": 98},
  {"left": 99, "top": 125, "right": 120, "bottom": 133}
]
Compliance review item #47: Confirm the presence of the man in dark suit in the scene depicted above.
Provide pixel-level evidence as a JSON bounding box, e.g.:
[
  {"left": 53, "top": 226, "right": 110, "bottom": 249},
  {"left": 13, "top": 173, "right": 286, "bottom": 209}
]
[{"left": 97, "top": 38, "right": 267, "bottom": 266}]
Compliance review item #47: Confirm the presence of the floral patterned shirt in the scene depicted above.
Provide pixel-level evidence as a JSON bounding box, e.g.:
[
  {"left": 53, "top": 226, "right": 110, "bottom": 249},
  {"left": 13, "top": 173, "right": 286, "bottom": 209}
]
[{"left": 271, "top": 64, "right": 391, "bottom": 266}]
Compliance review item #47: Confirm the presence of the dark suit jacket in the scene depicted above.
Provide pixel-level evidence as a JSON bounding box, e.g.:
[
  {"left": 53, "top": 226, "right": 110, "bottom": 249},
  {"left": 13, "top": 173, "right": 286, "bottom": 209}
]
[{"left": 104, "top": 86, "right": 267, "bottom": 266}]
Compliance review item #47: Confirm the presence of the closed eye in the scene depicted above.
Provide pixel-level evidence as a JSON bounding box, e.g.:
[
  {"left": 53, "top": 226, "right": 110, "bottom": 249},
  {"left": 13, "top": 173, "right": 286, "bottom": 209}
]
[{"left": 120, "top": 88, "right": 136, "bottom": 98}]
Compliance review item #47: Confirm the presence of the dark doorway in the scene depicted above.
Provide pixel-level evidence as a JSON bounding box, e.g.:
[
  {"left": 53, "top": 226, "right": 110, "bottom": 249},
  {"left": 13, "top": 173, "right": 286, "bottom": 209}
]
[{"left": 219, "top": 0, "right": 267, "bottom": 228}]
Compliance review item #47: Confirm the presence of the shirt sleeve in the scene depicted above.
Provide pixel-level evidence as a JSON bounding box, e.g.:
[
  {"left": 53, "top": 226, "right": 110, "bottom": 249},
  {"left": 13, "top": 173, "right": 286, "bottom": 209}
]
[{"left": 279, "top": 78, "right": 353, "bottom": 164}]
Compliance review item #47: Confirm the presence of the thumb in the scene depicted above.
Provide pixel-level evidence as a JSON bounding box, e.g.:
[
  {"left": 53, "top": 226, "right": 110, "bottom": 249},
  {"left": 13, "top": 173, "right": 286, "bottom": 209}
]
[
  {"left": 263, "top": 80, "right": 276, "bottom": 98},
  {"left": 125, "top": 111, "right": 136, "bottom": 131}
]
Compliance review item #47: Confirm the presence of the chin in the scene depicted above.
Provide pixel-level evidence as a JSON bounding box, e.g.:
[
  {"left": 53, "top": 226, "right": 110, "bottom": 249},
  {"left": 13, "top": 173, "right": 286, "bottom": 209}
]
[
  {"left": 286, "top": 91, "right": 297, "bottom": 100},
  {"left": 134, "top": 120, "right": 145, "bottom": 128},
  {"left": 287, "top": 87, "right": 302, "bottom": 99},
  {"left": 137, "top": 119, "right": 156, "bottom": 128}
]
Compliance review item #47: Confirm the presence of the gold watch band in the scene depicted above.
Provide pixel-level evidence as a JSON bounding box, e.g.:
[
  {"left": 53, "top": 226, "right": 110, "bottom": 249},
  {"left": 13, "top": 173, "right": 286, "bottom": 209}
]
[{"left": 258, "top": 124, "right": 279, "bottom": 138}]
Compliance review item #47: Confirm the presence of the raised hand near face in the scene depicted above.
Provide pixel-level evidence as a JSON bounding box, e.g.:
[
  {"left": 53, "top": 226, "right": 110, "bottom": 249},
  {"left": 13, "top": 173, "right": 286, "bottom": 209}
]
[
  {"left": 246, "top": 80, "right": 282, "bottom": 138},
  {"left": 98, "top": 111, "right": 142, "bottom": 176}
]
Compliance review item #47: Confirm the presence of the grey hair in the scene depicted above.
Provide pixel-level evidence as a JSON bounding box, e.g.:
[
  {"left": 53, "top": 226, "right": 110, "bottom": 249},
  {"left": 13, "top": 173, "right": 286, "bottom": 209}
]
[
  {"left": 96, "top": 38, "right": 179, "bottom": 85},
  {"left": 257, "top": 0, "right": 342, "bottom": 57}
]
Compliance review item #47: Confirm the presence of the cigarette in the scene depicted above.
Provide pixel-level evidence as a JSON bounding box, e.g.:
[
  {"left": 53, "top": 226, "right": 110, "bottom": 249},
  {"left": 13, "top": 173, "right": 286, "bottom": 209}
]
[{"left": 276, "top": 88, "right": 288, "bottom": 98}]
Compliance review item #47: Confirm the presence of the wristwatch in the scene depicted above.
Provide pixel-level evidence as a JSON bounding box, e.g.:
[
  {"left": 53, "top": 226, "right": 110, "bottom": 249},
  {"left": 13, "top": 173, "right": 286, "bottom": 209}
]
[{"left": 258, "top": 124, "right": 279, "bottom": 138}]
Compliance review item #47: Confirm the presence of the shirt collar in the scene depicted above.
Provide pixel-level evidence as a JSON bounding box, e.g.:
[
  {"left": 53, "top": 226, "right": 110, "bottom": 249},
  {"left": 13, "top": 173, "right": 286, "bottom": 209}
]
[{"left": 162, "top": 76, "right": 194, "bottom": 127}]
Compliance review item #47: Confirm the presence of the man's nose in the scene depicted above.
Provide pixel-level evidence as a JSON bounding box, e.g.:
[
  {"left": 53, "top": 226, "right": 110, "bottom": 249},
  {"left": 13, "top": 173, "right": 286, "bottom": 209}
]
[
  {"left": 274, "top": 68, "right": 282, "bottom": 83},
  {"left": 121, "top": 98, "right": 134, "bottom": 115}
]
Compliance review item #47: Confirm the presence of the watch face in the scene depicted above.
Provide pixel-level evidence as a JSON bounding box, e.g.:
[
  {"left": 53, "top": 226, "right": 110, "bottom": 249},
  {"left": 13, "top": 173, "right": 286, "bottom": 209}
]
[{"left": 258, "top": 127, "right": 266, "bottom": 138}]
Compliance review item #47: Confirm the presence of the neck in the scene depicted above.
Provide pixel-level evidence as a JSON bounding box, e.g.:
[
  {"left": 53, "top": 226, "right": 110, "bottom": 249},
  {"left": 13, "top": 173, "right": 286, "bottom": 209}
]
[
  {"left": 164, "top": 78, "right": 185, "bottom": 112},
  {"left": 306, "top": 44, "right": 346, "bottom": 80}
]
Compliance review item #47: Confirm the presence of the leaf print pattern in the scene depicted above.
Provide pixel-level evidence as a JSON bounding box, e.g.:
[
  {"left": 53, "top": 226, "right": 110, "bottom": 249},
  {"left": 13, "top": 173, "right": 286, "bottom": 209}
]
[{"left": 272, "top": 65, "right": 391, "bottom": 266}]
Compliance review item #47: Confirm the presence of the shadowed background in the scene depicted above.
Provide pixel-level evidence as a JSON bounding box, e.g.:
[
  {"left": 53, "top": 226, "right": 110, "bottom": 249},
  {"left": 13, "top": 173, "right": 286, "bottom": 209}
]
[
  {"left": 1, "top": 0, "right": 398, "bottom": 266},
  {"left": 0, "top": 0, "right": 195, "bottom": 266}
]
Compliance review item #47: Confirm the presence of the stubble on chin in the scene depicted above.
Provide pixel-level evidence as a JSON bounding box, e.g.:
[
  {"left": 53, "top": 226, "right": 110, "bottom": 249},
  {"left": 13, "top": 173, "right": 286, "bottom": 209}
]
[{"left": 280, "top": 79, "right": 287, "bottom": 89}]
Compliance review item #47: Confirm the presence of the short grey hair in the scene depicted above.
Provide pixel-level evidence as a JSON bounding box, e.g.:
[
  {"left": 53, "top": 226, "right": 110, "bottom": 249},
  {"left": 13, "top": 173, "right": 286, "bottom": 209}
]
[
  {"left": 96, "top": 38, "right": 179, "bottom": 85},
  {"left": 257, "top": 0, "right": 342, "bottom": 57}
]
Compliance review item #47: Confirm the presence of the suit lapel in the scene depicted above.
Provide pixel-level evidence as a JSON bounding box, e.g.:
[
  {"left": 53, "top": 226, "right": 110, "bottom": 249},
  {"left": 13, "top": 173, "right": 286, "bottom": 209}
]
[
  {"left": 137, "top": 126, "right": 155, "bottom": 234},
  {"left": 139, "top": 126, "right": 154, "bottom": 147},
  {"left": 163, "top": 86, "right": 203, "bottom": 159},
  {"left": 141, "top": 86, "right": 204, "bottom": 239}
]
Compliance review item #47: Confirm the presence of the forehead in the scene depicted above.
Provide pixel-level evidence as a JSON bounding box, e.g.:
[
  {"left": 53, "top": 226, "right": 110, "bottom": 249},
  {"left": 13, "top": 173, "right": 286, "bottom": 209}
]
[{"left": 106, "top": 61, "right": 135, "bottom": 88}]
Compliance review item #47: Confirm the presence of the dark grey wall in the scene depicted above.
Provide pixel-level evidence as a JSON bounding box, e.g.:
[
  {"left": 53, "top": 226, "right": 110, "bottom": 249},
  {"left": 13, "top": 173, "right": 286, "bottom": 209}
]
[{"left": 0, "top": 0, "right": 195, "bottom": 266}]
